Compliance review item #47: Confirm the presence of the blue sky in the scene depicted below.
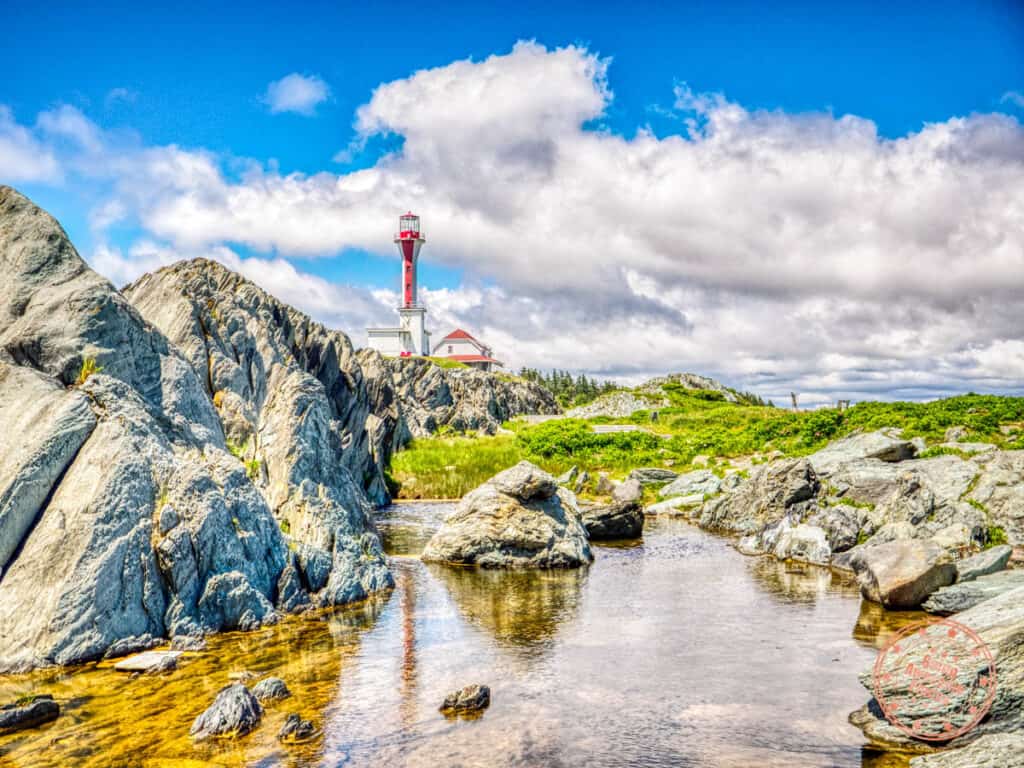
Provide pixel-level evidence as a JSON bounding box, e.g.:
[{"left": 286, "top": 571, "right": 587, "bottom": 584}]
[{"left": 3, "top": 2, "right": 1024, "bottom": 402}]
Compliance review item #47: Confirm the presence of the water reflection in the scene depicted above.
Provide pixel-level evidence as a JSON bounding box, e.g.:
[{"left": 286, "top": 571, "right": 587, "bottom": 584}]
[
  {"left": 426, "top": 562, "right": 587, "bottom": 653},
  {"left": 850, "top": 599, "right": 928, "bottom": 651},
  {"left": 745, "top": 553, "right": 862, "bottom": 606}
]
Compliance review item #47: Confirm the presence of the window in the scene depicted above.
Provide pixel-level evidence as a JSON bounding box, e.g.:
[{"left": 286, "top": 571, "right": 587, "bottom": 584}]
[{"left": 448, "top": 345, "right": 453, "bottom": 353}]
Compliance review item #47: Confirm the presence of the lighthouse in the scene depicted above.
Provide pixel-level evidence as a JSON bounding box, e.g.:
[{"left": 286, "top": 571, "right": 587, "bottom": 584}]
[{"left": 366, "top": 212, "right": 432, "bottom": 357}]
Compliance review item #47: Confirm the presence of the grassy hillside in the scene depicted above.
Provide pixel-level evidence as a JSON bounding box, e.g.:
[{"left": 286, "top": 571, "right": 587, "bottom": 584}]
[{"left": 387, "top": 390, "right": 1024, "bottom": 499}]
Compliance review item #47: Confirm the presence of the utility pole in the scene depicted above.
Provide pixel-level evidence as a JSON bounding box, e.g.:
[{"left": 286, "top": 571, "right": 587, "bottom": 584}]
[{"left": 790, "top": 392, "right": 799, "bottom": 411}]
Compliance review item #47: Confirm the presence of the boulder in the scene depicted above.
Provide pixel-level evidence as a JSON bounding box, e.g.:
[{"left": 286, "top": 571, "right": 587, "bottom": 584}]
[
  {"left": 805, "top": 504, "right": 864, "bottom": 553},
  {"left": 277, "top": 713, "right": 317, "bottom": 743},
  {"left": 251, "top": 679, "right": 292, "bottom": 704},
  {"left": 189, "top": 684, "right": 262, "bottom": 740},
  {"left": 699, "top": 459, "right": 818, "bottom": 535},
  {"left": 595, "top": 473, "right": 615, "bottom": 495},
  {"left": 851, "top": 584, "right": 1024, "bottom": 752},
  {"left": 851, "top": 539, "right": 957, "bottom": 609},
  {"left": 967, "top": 451, "right": 1024, "bottom": 546},
  {"left": 627, "top": 468, "right": 678, "bottom": 485},
  {"left": 0, "top": 695, "right": 59, "bottom": 733},
  {"left": 573, "top": 470, "right": 590, "bottom": 495},
  {"left": 772, "top": 523, "right": 831, "bottom": 565},
  {"left": 645, "top": 494, "right": 704, "bottom": 515},
  {"left": 807, "top": 430, "right": 917, "bottom": 476},
  {"left": 658, "top": 470, "right": 721, "bottom": 499},
  {"left": 612, "top": 478, "right": 643, "bottom": 504},
  {"left": 251, "top": 677, "right": 291, "bottom": 702},
  {"left": 579, "top": 500, "right": 644, "bottom": 540},
  {"left": 421, "top": 462, "right": 592, "bottom": 568},
  {"left": 170, "top": 635, "right": 207, "bottom": 652},
  {"left": 922, "top": 570, "right": 1024, "bottom": 615},
  {"left": 440, "top": 684, "right": 491, "bottom": 714},
  {"left": 957, "top": 545, "right": 1013, "bottom": 583},
  {"left": 113, "top": 650, "right": 182, "bottom": 673},
  {"left": 944, "top": 426, "right": 969, "bottom": 443},
  {"left": 930, "top": 522, "right": 974, "bottom": 550}
]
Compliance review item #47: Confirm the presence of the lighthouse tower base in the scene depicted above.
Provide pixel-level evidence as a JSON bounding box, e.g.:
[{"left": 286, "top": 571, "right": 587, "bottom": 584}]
[{"left": 367, "top": 306, "right": 431, "bottom": 357}]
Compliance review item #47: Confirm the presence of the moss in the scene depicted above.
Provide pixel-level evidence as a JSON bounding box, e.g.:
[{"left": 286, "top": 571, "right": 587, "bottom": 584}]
[
  {"left": 279, "top": 519, "right": 291, "bottom": 535},
  {"left": 226, "top": 438, "right": 247, "bottom": 460},
  {"left": 985, "top": 526, "right": 1008, "bottom": 549},
  {"left": 245, "top": 458, "right": 261, "bottom": 481},
  {"left": 74, "top": 356, "right": 102, "bottom": 386},
  {"left": 856, "top": 530, "right": 870, "bottom": 546}
]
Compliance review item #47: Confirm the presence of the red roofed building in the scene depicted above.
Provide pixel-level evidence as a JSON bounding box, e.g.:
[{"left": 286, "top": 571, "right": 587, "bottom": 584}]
[{"left": 433, "top": 328, "right": 504, "bottom": 371}]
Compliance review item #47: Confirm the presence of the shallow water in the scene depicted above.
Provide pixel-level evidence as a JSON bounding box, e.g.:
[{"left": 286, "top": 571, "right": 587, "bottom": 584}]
[{"left": 0, "top": 502, "right": 922, "bottom": 767}]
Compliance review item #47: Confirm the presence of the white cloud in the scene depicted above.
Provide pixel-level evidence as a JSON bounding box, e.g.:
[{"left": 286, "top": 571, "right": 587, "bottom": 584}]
[
  {"left": 104, "top": 87, "right": 137, "bottom": 108},
  {"left": 5, "top": 43, "right": 1024, "bottom": 404},
  {"left": 1002, "top": 90, "right": 1024, "bottom": 109},
  {"left": 262, "top": 73, "right": 330, "bottom": 116},
  {"left": 0, "top": 106, "right": 61, "bottom": 183}
]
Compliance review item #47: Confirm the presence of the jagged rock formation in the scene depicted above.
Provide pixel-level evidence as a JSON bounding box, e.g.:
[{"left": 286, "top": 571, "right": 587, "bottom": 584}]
[
  {"left": 567, "top": 371, "right": 745, "bottom": 418},
  {"left": 381, "top": 356, "right": 559, "bottom": 436},
  {"left": 0, "top": 187, "right": 562, "bottom": 668}
]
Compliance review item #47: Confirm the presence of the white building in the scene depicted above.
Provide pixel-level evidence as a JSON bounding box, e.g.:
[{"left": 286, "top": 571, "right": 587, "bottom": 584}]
[{"left": 432, "top": 328, "right": 504, "bottom": 371}]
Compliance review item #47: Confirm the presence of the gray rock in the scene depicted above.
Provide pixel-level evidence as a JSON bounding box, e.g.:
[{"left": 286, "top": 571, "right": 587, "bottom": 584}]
[
  {"left": 944, "top": 425, "right": 969, "bottom": 443},
  {"left": 658, "top": 469, "right": 721, "bottom": 499},
  {"left": 190, "top": 683, "right": 262, "bottom": 740},
  {"left": 930, "top": 522, "right": 975, "bottom": 550},
  {"left": 251, "top": 677, "right": 291, "bottom": 702},
  {"left": 579, "top": 500, "right": 644, "bottom": 540},
  {"left": 566, "top": 391, "right": 666, "bottom": 419},
  {"left": 968, "top": 450, "right": 1024, "bottom": 546},
  {"left": 910, "top": 733, "right": 1024, "bottom": 768},
  {"left": 808, "top": 430, "right": 917, "bottom": 476},
  {"left": 851, "top": 539, "right": 957, "bottom": 609},
  {"left": 102, "top": 634, "right": 160, "bottom": 659},
  {"left": 555, "top": 466, "right": 578, "bottom": 486},
  {"left": 113, "top": 650, "right": 183, "bottom": 672},
  {"left": 644, "top": 494, "right": 704, "bottom": 515},
  {"left": 573, "top": 470, "right": 590, "bottom": 495},
  {"left": 627, "top": 468, "right": 678, "bottom": 485},
  {"left": 612, "top": 478, "right": 643, "bottom": 504},
  {"left": 277, "top": 713, "right": 316, "bottom": 743},
  {"left": 922, "top": 570, "right": 1024, "bottom": 615},
  {"left": 699, "top": 459, "right": 818, "bottom": 535},
  {"left": 421, "top": 462, "right": 592, "bottom": 568},
  {"left": 170, "top": 635, "right": 207, "bottom": 652},
  {"left": 851, "top": 584, "right": 1024, "bottom": 751},
  {"left": 440, "top": 684, "right": 491, "bottom": 714},
  {"left": 0, "top": 695, "right": 59, "bottom": 733},
  {"left": 957, "top": 546, "right": 1013, "bottom": 583},
  {"left": 772, "top": 523, "right": 832, "bottom": 565},
  {"left": 595, "top": 472, "right": 615, "bottom": 495},
  {"left": 938, "top": 442, "right": 997, "bottom": 455},
  {"left": 805, "top": 504, "right": 864, "bottom": 553}
]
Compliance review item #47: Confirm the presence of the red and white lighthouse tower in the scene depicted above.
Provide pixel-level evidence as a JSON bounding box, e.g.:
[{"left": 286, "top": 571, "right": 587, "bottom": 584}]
[
  {"left": 396, "top": 212, "right": 425, "bottom": 308},
  {"left": 366, "top": 212, "right": 432, "bottom": 357}
]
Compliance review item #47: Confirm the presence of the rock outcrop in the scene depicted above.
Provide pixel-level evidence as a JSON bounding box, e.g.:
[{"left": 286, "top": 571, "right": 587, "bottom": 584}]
[
  {"left": 381, "top": 356, "right": 558, "bottom": 437},
  {"left": 0, "top": 188, "right": 302, "bottom": 669},
  {"left": 922, "top": 570, "right": 1024, "bottom": 615},
  {"left": 440, "top": 684, "right": 491, "bottom": 714},
  {"left": 851, "top": 585, "right": 1024, "bottom": 755},
  {"left": 0, "top": 695, "right": 59, "bottom": 733},
  {"left": 421, "top": 461, "right": 592, "bottom": 568}
]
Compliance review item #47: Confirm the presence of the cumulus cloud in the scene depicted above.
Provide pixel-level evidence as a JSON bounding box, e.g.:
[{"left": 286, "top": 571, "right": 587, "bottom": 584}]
[
  {"left": 263, "top": 73, "right": 330, "bottom": 115},
  {"left": 0, "top": 106, "right": 61, "bottom": 183},
  {"left": 5, "top": 42, "right": 1024, "bottom": 404},
  {"left": 1002, "top": 90, "right": 1024, "bottom": 109}
]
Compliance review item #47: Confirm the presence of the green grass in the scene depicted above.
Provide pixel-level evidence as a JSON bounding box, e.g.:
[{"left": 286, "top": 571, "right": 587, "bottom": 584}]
[
  {"left": 387, "top": 392, "right": 1024, "bottom": 499},
  {"left": 985, "top": 525, "right": 1009, "bottom": 548},
  {"left": 420, "top": 356, "right": 469, "bottom": 369},
  {"left": 74, "top": 356, "right": 102, "bottom": 386}
]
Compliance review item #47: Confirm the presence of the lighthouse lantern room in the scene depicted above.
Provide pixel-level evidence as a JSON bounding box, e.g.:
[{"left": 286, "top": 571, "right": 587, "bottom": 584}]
[{"left": 366, "top": 212, "right": 432, "bottom": 357}]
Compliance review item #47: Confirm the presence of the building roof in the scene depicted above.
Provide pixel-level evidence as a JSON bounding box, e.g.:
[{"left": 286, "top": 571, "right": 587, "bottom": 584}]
[
  {"left": 449, "top": 354, "right": 504, "bottom": 366},
  {"left": 441, "top": 328, "right": 478, "bottom": 342}
]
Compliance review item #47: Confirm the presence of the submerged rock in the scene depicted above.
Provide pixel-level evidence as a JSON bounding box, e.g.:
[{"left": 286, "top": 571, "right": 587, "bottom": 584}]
[
  {"left": 579, "top": 500, "right": 644, "bottom": 540},
  {"left": 0, "top": 695, "right": 59, "bottom": 733},
  {"left": 851, "top": 539, "right": 956, "bottom": 609},
  {"left": 277, "top": 713, "right": 317, "bottom": 743},
  {"left": 440, "top": 684, "right": 491, "bottom": 714},
  {"left": 190, "top": 684, "right": 262, "bottom": 740},
  {"left": 251, "top": 677, "right": 291, "bottom": 702},
  {"left": 421, "top": 462, "right": 592, "bottom": 568},
  {"left": 922, "top": 569, "right": 1024, "bottom": 615}
]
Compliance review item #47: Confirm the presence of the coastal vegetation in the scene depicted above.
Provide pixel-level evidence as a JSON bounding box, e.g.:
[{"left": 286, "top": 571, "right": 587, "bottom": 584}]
[{"left": 388, "top": 391, "right": 1024, "bottom": 498}]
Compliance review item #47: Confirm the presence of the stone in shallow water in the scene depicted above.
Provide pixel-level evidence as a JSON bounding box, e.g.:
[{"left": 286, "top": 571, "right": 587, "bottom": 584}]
[
  {"left": 190, "top": 683, "right": 262, "bottom": 740},
  {"left": 440, "top": 684, "right": 490, "bottom": 714},
  {"left": 645, "top": 494, "right": 704, "bottom": 515},
  {"left": 251, "top": 677, "right": 291, "bottom": 702},
  {"left": 0, "top": 695, "right": 59, "bottom": 733},
  {"left": 277, "top": 713, "right": 316, "bottom": 743},
  {"left": 851, "top": 539, "right": 956, "bottom": 609},
  {"left": 579, "top": 500, "right": 644, "bottom": 540},
  {"left": 112, "top": 650, "right": 182, "bottom": 672},
  {"left": 170, "top": 634, "right": 207, "bottom": 652}
]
